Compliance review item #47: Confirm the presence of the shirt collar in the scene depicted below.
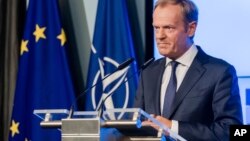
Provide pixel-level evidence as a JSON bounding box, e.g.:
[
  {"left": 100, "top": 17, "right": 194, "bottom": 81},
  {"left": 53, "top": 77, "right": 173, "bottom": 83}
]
[{"left": 165, "top": 44, "right": 198, "bottom": 67}]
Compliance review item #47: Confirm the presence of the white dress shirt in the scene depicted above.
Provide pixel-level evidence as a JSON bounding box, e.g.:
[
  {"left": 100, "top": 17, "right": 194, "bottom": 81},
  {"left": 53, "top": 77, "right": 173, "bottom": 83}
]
[{"left": 160, "top": 44, "right": 198, "bottom": 134}]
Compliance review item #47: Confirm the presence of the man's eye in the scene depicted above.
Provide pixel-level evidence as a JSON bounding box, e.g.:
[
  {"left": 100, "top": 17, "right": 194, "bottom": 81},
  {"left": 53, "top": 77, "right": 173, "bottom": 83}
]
[
  {"left": 154, "top": 27, "right": 159, "bottom": 30},
  {"left": 154, "top": 27, "right": 160, "bottom": 32},
  {"left": 166, "top": 27, "right": 175, "bottom": 32}
]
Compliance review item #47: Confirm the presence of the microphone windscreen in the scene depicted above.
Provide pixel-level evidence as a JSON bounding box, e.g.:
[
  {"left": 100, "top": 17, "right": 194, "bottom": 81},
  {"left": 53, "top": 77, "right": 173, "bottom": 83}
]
[
  {"left": 117, "top": 58, "right": 134, "bottom": 70},
  {"left": 141, "top": 57, "right": 155, "bottom": 70}
]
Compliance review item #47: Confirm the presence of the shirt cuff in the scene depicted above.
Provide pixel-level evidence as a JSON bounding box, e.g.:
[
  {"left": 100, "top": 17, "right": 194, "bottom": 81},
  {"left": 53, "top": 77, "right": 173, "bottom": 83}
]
[{"left": 170, "top": 120, "right": 179, "bottom": 134}]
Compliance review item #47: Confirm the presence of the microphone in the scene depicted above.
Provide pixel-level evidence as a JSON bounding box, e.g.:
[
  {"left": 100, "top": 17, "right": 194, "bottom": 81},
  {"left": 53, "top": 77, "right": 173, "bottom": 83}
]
[
  {"left": 140, "top": 57, "right": 155, "bottom": 70},
  {"left": 117, "top": 58, "right": 134, "bottom": 70},
  {"left": 67, "top": 58, "right": 135, "bottom": 118},
  {"left": 96, "top": 57, "right": 155, "bottom": 118}
]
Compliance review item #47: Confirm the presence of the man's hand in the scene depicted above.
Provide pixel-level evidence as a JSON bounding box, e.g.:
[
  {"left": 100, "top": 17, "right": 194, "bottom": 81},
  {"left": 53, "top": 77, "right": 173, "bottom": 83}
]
[{"left": 142, "top": 115, "right": 172, "bottom": 135}]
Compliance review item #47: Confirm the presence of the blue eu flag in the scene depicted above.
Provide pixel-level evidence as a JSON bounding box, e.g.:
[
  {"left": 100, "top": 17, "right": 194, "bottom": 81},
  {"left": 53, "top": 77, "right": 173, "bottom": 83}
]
[
  {"left": 247, "top": 89, "right": 250, "bottom": 106},
  {"left": 246, "top": 89, "right": 250, "bottom": 124},
  {"left": 85, "top": 0, "right": 138, "bottom": 117},
  {"left": 9, "top": 0, "right": 75, "bottom": 140}
]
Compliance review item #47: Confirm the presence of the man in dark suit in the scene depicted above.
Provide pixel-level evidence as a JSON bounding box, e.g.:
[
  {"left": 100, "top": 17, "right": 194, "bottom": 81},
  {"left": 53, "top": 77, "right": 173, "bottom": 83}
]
[{"left": 134, "top": 0, "right": 243, "bottom": 140}]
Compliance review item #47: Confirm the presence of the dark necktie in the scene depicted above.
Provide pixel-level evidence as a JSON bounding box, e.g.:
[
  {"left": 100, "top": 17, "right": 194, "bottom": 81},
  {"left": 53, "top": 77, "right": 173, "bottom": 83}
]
[{"left": 163, "top": 61, "right": 178, "bottom": 118}]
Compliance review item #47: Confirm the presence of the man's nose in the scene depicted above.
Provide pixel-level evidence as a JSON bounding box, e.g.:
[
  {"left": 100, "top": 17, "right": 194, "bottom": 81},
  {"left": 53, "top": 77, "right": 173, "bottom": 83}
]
[{"left": 156, "top": 29, "right": 166, "bottom": 39}]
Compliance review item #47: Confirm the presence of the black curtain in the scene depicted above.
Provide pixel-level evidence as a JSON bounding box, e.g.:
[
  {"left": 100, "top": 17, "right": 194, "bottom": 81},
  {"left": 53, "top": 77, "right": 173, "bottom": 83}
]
[
  {"left": 145, "top": 0, "right": 154, "bottom": 60},
  {"left": 126, "top": 0, "right": 154, "bottom": 66},
  {"left": 0, "top": 0, "right": 26, "bottom": 140}
]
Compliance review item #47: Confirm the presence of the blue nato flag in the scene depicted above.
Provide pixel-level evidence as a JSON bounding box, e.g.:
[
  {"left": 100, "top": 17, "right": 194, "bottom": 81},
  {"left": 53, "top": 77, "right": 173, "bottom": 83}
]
[
  {"left": 9, "top": 0, "right": 75, "bottom": 140},
  {"left": 85, "top": 0, "right": 138, "bottom": 115}
]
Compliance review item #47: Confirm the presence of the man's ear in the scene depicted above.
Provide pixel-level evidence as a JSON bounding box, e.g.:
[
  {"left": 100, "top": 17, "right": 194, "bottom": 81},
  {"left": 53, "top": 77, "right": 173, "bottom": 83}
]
[{"left": 187, "top": 21, "right": 197, "bottom": 37}]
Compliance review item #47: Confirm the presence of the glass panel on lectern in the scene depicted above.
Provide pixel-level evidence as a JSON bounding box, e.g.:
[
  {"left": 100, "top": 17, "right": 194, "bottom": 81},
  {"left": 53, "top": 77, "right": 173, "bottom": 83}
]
[
  {"left": 33, "top": 109, "right": 100, "bottom": 121},
  {"left": 102, "top": 108, "right": 142, "bottom": 120},
  {"left": 102, "top": 108, "right": 187, "bottom": 141},
  {"left": 33, "top": 108, "right": 186, "bottom": 141},
  {"left": 33, "top": 109, "right": 69, "bottom": 121},
  {"left": 101, "top": 108, "right": 158, "bottom": 137},
  {"left": 72, "top": 111, "right": 99, "bottom": 119}
]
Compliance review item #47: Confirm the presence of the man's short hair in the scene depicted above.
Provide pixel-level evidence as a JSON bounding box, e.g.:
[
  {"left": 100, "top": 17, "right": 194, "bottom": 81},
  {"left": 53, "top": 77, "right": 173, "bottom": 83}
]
[{"left": 154, "top": 0, "right": 199, "bottom": 24}]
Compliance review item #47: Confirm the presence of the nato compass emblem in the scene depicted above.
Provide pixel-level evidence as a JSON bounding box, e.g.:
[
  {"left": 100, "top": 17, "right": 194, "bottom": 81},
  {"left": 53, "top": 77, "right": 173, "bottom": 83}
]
[{"left": 90, "top": 46, "right": 130, "bottom": 119}]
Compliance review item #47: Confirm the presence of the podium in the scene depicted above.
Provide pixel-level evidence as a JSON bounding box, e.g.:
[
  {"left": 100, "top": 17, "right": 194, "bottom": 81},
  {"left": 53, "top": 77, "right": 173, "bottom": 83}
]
[{"left": 33, "top": 108, "right": 186, "bottom": 141}]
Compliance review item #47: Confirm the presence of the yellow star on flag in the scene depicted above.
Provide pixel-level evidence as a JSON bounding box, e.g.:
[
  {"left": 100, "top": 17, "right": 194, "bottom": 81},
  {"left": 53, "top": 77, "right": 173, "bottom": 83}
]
[
  {"left": 33, "top": 24, "right": 46, "bottom": 42},
  {"left": 10, "top": 120, "right": 20, "bottom": 137},
  {"left": 20, "top": 40, "right": 29, "bottom": 55},
  {"left": 57, "top": 29, "right": 67, "bottom": 46}
]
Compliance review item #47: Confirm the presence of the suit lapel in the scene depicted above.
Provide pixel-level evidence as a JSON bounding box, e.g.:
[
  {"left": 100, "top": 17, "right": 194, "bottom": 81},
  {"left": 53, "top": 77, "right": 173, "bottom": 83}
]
[
  {"left": 169, "top": 47, "right": 208, "bottom": 118},
  {"left": 154, "top": 59, "right": 166, "bottom": 115}
]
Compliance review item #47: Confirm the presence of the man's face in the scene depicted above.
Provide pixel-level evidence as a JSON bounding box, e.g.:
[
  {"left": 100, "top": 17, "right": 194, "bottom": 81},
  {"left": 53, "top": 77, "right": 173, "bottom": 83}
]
[{"left": 153, "top": 4, "right": 196, "bottom": 59}]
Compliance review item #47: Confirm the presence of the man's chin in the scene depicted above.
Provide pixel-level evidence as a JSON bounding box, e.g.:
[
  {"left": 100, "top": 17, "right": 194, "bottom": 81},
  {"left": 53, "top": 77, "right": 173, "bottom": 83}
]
[
  {"left": 158, "top": 53, "right": 169, "bottom": 57},
  {"left": 158, "top": 49, "right": 170, "bottom": 56}
]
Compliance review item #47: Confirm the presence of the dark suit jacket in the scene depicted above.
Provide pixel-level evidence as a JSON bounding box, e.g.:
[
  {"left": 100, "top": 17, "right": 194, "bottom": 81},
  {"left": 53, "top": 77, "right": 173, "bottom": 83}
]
[{"left": 134, "top": 47, "right": 243, "bottom": 141}]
